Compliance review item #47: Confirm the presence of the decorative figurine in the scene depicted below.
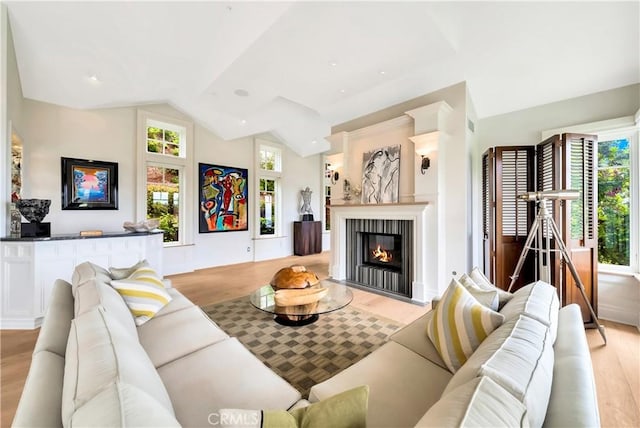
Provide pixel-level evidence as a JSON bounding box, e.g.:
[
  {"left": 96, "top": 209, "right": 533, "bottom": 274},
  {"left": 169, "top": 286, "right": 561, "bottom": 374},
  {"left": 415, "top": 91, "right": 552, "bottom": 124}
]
[
  {"left": 16, "top": 198, "right": 51, "bottom": 237},
  {"left": 300, "top": 186, "right": 314, "bottom": 221}
]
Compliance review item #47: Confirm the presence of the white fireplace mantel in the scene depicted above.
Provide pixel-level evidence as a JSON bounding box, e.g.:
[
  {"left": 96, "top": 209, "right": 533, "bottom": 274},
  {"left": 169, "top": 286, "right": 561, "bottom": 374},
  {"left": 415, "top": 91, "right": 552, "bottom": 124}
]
[{"left": 330, "top": 202, "right": 441, "bottom": 304}]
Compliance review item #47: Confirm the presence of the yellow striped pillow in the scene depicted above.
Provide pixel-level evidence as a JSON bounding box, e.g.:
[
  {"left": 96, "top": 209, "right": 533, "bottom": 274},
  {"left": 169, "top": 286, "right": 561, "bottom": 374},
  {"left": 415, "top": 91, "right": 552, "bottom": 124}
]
[
  {"left": 427, "top": 279, "right": 504, "bottom": 373},
  {"left": 110, "top": 266, "right": 172, "bottom": 326}
]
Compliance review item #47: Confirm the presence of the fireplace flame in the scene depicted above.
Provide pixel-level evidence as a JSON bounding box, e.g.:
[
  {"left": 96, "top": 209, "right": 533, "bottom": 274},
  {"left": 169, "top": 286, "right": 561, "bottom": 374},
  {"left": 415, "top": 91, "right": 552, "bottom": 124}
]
[{"left": 372, "top": 245, "right": 393, "bottom": 263}]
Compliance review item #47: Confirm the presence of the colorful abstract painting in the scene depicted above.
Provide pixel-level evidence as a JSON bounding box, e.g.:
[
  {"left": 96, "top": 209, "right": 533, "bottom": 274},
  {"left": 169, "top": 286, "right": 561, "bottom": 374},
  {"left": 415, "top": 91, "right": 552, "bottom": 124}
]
[
  {"left": 199, "top": 163, "right": 248, "bottom": 233},
  {"left": 361, "top": 144, "right": 401, "bottom": 204},
  {"left": 73, "top": 166, "right": 109, "bottom": 202},
  {"left": 61, "top": 157, "right": 118, "bottom": 210}
]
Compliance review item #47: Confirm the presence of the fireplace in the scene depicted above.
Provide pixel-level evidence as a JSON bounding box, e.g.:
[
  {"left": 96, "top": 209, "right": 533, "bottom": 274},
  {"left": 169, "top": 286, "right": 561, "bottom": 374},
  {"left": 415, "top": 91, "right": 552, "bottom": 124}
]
[
  {"left": 361, "top": 232, "right": 402, "bottom": 273},
  {"left": 344, "top": 218, "right": 413, "bottom": 298}
]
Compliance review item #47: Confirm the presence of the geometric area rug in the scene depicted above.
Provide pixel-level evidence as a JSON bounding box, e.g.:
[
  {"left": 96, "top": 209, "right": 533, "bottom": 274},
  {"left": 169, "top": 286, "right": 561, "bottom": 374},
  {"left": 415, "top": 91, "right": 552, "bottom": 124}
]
[{"left": 202, "top": 297, "right": 403, "bottom": 398}]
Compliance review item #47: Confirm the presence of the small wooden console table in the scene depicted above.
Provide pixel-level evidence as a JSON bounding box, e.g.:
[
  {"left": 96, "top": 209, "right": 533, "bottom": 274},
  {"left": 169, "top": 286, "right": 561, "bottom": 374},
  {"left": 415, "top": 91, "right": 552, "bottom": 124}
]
[{"left": 293, "top": 221, "right": 321, "bottom": 256}]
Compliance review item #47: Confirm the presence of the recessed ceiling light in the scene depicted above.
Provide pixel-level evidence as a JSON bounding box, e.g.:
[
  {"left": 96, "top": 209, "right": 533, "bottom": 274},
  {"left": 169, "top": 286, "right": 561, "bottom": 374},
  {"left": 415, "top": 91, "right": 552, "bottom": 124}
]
[
  {"left": 379, "top": 70, "right": 386, "bottom": 75},
  {"left": 234, "top": 89, "right": 249, "bottom": 97},
  {"left": 86, "top": 74, "right": 101, "bottom": 84},
  {"left": 339, "top": 89, "right": 346, "bottom": 94},
  {"left": 329, "top": 61, "right": 338, "bottom": 67},
  {"left": 239, "top": 119, "right": 247, "bottom": 125},
  {"left": 311, "top": 140, "right": 317, "bottom": 145}
]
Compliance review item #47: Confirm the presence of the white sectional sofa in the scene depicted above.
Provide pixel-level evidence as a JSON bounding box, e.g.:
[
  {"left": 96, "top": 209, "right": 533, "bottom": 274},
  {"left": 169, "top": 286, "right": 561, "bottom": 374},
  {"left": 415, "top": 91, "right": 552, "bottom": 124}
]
[
  {"left": 13, "top": 262, "right": 302, "bottom": 427},
  {"left": 309, "top": 280, "right": 601, "bottom": 427},
  {"left": 13, "top": 261, "right": 600, "bottom": 427}
]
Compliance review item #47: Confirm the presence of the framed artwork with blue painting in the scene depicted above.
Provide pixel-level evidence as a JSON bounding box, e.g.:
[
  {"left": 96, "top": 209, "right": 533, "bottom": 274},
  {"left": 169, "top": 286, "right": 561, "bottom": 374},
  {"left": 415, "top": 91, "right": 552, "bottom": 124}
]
[
  {"left": 61, "top": 157, "right": 118, "bottom": 210},
  {"left": 199, "top": 163, "right": 248, "bottom": 233}
]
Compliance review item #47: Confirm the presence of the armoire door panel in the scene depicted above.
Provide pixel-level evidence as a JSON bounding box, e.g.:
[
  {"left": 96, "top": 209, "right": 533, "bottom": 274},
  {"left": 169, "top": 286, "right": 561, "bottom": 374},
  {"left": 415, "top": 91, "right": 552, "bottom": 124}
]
[
  {"left": 564, "top": 248, "right": 596, "bottom": 322},
  {"left": 486, "top": 146, "right": 535, "bottom": 291}
]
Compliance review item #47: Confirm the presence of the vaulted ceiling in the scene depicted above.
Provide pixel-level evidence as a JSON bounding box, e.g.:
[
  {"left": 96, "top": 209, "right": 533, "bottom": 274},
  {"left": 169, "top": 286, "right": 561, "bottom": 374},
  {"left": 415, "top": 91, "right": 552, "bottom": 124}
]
[{"left": 6, "top": 1, "right": 639, "bottom": 157}]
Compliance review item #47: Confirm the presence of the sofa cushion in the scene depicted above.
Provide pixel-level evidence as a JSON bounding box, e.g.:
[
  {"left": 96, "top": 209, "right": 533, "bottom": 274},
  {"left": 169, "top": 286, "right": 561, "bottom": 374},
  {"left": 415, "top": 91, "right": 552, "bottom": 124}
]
[
  {"left": 109, "top": 259, "right": 149, "bottom": 280},
  {"left": 69, "top": 381, "right": 181, "bottom": 427},
  {"left": 158, "top": 337, "right": 301, "bottom": 427},
  {"left": 74, "top": 279, "right": 138, "bottom": 337},
  {"left": 72, "top": 261, "right": 112, "bottom": 290},
  {"left": 499, "top": 280, "right": 559, "bottom": 343},
  {"left": 62, "top": 307, "right": 174, "bottom": 426},
  {"left": 544, "top": 304, "right": 600, "bottom": 427},
  {"left": 444, "top": 314, "right": 554, "bottom": 428},
  {"left": 138, "top": 306, "right": 229, "bottom": 368},
  {"left": 459, "top": 274, "right": 499, "bottom": 310},
  {"left": 469, "top": 266, "right": 514, "bottom": 308},
  {"left": 33, "top": 279, "right": 74, "bottom": 357},
  {"left": 389, "top": 311, "right": 448, "bottom": 370},
  {"left": 219, "top": 386, "right": 369, "bottom": 428},
  {"left": 308, "top": 341, "right": 452, "bottom": 428},
  {"left": 427, "top": 279, "right": 505, "bottom": 373},
  {"left": 415, "top": 377, "right": 529, "bottom": 427},
  {"left": 12, "top": 351, "right": 65, "bottom": 428},
  {"left": 110, "top": 266, "right": 172, "bottom": 326},
  {"left": 153, "top": 287, "right": 195, "bottom": 318}
]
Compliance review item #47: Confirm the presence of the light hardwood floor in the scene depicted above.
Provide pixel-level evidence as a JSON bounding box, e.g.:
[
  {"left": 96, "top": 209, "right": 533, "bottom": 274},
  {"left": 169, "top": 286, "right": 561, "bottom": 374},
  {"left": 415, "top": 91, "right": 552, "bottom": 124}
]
[{"left": 1, "top": 252, "right": 638, "bottom": 427}]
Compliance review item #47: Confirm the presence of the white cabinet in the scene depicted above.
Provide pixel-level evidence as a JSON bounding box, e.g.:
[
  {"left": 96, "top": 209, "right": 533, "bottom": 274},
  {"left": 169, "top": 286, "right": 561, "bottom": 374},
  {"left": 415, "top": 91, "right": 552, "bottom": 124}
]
[{"left": 0, "top": 233, "right": 163, "bottom": 329}]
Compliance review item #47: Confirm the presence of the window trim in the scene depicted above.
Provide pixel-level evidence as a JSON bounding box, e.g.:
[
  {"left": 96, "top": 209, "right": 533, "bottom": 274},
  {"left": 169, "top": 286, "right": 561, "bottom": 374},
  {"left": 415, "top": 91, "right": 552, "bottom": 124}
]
[
  {"left": 597, "top": 127, "right": 638, "bottom": 274},
  {"left": 254, "top": 138, "right": 283, "bottom": 238},
  {"left": 137, "top": 110, "right": 194, "bottom": 246},
  {"left": 543, "top": 115, "right": 639, "bottom": 273}
]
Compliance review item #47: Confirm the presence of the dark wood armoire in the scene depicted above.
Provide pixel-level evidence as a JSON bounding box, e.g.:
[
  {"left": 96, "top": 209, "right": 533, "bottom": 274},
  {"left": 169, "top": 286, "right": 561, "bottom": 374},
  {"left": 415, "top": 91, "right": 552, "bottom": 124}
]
[{"left": 483, "top": 134, "right": 598, "bottom": 323}]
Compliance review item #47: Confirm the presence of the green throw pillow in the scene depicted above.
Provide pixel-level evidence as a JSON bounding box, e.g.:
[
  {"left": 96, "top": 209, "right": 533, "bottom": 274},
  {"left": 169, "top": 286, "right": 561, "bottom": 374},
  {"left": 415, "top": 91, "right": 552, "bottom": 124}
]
[{"left": 219, "top": 385, "right": 369, "bottom": 428}]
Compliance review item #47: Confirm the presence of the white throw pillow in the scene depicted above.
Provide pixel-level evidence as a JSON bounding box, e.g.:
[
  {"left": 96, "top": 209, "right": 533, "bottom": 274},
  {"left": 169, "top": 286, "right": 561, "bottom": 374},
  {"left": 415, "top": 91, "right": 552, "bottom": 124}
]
[
  {"left": 110, "top": 266, "right": 172, "bottom": 326},
  {"left": 469, "top": 267, "right": 514, "bottom": 308},
  {"left": 109, "top": 259, "right": 150, "bottom": 280},
  {"left": 459, "top": 274, "right": 499, "bottom": 311},
  {"left": 427, "top": 279, "right": 504, "bottom": 373}
]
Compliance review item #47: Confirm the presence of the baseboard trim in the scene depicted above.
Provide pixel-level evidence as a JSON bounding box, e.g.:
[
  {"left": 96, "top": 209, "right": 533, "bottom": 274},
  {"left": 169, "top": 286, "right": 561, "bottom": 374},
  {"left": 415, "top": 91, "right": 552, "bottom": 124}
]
[
  {"left": 598, "top": 303, "right": 639, "bottom": 328},
  {"left": 1, "top": 317, "right": 42, "bottom": 330}
]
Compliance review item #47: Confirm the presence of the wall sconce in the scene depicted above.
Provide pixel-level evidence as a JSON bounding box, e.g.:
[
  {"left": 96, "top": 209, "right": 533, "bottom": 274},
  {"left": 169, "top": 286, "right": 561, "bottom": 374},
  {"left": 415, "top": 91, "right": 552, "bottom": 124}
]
[
  {"left": 420, "top": 156, "right": 431, "bottom": 174},
  {"left": 326, "top": 163, "right": 340, "bottom": 184}
]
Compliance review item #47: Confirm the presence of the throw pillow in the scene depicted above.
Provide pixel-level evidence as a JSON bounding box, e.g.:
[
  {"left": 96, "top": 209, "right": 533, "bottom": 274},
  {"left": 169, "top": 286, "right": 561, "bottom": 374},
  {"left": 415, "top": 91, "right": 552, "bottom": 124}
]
[
  {"left": 469, "top": 267, "right": 514, "bottom": 309},
  {"left": 219, "top": 385, "right": 369, "bottom": 428},
  {"left": 109, "top": 259, "right": 150, "bottom": 280},
  {"left": 459, "top": 274, "right": 499, "bottom": 311},
  {"left": 110, "top": 266, "right": 172, "bottom": 326},
  {"left": 427, "top": 279, "right": 504, "bottom": 373}
]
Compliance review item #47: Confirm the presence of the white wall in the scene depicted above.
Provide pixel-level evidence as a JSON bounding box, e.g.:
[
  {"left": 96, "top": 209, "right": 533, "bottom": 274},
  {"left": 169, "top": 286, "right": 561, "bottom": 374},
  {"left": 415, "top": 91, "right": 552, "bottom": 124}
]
[
  {"left": 333, "top": 82, "right": 470, "bottom": 284},
  {"left": 2, "top": 10, "right": 25, "bottom": 235},
  {"left": 342, "top": 118, "right": 415, "bottom": 201},
  {"left": 11, "top": 96, "right": 323, "bottom": 275},
  {"left": 476, "top": 83, "right": 640, "bottom": 327}
]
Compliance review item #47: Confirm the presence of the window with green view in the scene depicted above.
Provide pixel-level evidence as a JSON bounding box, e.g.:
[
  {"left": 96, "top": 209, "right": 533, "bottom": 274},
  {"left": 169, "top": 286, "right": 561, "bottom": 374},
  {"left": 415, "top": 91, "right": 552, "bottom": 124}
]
[{"left": 598, "top": 138, "right": 630, "bottom": 266}]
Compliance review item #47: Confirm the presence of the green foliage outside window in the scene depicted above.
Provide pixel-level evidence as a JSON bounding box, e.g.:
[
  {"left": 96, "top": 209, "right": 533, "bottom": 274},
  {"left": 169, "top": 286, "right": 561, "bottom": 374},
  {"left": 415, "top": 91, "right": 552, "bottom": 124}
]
[
  {"left": 147, "top": 183, "right": 179, "bottom": 243},
  {"left": 147, "top": 126, "right": 181, "bottom": 157},
  {"left": 598, "top": 139, "right": 630, "bottom": 266}
]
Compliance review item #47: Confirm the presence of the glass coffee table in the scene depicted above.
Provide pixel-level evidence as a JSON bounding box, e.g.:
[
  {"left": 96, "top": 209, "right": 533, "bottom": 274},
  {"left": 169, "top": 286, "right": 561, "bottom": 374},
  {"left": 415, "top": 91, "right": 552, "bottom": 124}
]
[{"left": 250, "top": 280, "right": 353, "bottom": 326}]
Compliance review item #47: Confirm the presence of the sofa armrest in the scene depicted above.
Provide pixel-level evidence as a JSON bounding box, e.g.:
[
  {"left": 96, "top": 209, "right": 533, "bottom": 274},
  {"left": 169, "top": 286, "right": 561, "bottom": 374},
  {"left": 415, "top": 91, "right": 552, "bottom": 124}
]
[{"left": 543, "top": 304, "right": 600, "bottom": 427}]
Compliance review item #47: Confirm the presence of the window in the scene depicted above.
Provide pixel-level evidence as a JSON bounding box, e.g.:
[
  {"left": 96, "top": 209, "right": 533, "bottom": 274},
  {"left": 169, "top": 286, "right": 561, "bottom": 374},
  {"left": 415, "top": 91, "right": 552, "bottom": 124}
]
[
  {"left": 137, "top": 111, "right": 193, "bottom": 246},
  {"left": 147, "top": 166, "right": 180, "bottom": 242},
  {"left": 597, "top": 137, "right": 632, "bottom": 266},
  {"left": 542, "top": 115, "right": 639, "bottom": 273},
  {"left": 324, "top": 185, "right": 331, "bottom": 231},
  {"left": 256, "top": 141, "right": 282, "bottom": 237},
  {"left": 259, "top": 178, "right": 276, "bottom": 235}
]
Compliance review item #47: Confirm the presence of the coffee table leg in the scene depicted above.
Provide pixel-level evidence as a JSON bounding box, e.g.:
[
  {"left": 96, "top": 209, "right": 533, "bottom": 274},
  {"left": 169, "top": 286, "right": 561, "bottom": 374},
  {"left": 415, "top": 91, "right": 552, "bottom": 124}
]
[{"left": 274, "top": 314, "right": 319, "bottom": 326}]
